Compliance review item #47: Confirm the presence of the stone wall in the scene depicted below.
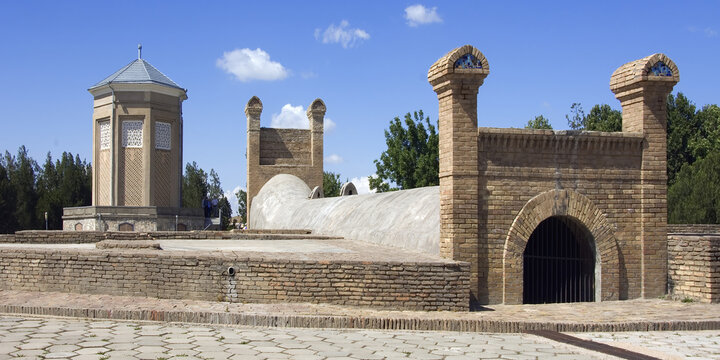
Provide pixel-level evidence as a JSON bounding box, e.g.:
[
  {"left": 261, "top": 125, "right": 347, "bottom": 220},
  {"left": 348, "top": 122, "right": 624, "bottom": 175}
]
[
  {"left": 668, "top": 234, "right": 720, "bottom": 303},
  {"left": 0, "top": 248, "right": 469, "bottom": 311}
]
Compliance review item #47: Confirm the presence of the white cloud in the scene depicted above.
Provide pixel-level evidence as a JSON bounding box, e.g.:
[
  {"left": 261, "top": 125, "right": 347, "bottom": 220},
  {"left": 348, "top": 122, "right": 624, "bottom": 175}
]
[
  {"left": 350, "top": 176, "right": 376, "bottom": 194},
  {"left": 404, "top": 4, "right": 442, "bottom": 27},
  {"left": 688, "top": 26, "right": 718, "bottom": 38},
  {"left": 300, "top": 71, "right": 317, "bottom": 79},
  {"left": 270, "top": 104, "right": 336, "bottom": 132},
  {"left": 216, "top": 48, "right": 288, "bottom": 82},
  {"left": 324, "top": 118, "right": 336, "bottom": 132},
  {"left": 271, "top": 104, "right": 307, "bottom": 128},
  {"left": 224, "top": 185, "right": 243, "bottom": 216},
  {"left": 325, "top": 154, "right": 343, "bottom": 164},
  {"left": 315, "top": 20, "right": 370, "bottom": 48}
]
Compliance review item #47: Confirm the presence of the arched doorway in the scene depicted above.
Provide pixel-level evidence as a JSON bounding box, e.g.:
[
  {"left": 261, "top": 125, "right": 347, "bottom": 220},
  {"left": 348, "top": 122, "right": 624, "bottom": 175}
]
[{"left": 523, "top": 216, "right": 595, "bottom": 304}]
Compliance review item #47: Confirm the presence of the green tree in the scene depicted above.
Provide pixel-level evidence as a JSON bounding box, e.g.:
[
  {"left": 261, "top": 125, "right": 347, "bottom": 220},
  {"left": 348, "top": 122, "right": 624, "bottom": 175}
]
[
  {"left": 369, "top": 110, "right": 439, "bottom": 192},
  {"left": 0, "top": 162, "right": 17, "bottom": 233},
  {"left": 565, "top": 103, "right": 622, "bottom": 132},
  {"left": 36, "top": 152, "right": 92, "bottom": 229},
  {"left": 584, "top": 104, "right": 622, "bottom": 132},
  {"left": 217, "top": 196, "right": 232, "bottom": 229},
  {"left": 668, "top": 151, "right": 720, "bottom": 224},
  {"left": 525, "top": 115, "right": 552, "bottom": 130},
  {"left": 566, "top": 103, "right": 585, "bottom": 130},
  {"left": 182, "top": 162, "right": 208, "bottom": 209},
  {"left": 688, "top": 104, "right": 720, "bottom": 161},
  {"left": 667, "top": 93, "right": 701, "bottom": 185},
  {"left": 323, "top": 171, "right": 342, "bottom": 197},
  {"left": 235, "top": 188, "right": 247, "bottom": 224},
  {"left": 36, "top": 153, "right": 59, "bottom": 229},
  {"left": 4, "top": 147, "right": 39, "bottom": 230}
]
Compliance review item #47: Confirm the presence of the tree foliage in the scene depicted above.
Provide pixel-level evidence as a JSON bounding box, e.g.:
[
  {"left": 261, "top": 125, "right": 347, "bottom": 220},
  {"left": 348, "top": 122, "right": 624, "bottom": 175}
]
[
  {"left": 323, "top": 171, "right": 342, "bottom": 197},
  {"left": 566, "top": 103, "right": 622, "bottom": 132},
  {"left": 182, "top": 163, "right": 232, "bottom": 228},
  {"left": 369, "top": 110, "right": 439, "bottom": 192},
  {"left": 0, "top": 162, "right": 17, "bottom": 233},
  {"left": 668, "top": 151, "right": 720, "bottom": 224},
  {"left": 182, "top": 162, "right": 208, "bottom": 209},
  {"left": 36, "top": 152, "right": 92, "bottom": 229},
  {"left": 526, "top": 115, "right": 552, "bottom": 130},
  {"left": 584, "top": 104, "right": 622, "bottom": 132},
  {"left": 0, "top": 147, "right": 91, "bottom": 232},
  {"left": 235, "top": 188, "right": 247, "bottom": 224},
  {"left": 667, "top": 93, "right": 700, "bottom": 186}
]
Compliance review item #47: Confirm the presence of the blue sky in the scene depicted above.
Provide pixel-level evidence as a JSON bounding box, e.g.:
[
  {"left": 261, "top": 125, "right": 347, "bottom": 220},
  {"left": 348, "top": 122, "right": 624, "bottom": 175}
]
[{"left": 1, "top": 1, "right": 718, "bottom": 214}]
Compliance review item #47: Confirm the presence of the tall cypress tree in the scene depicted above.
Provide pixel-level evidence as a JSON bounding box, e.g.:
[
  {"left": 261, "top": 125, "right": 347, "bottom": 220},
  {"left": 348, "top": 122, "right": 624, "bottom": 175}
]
[
  {"left": 0, "top": 162, "right": 17, "bottom": 233},
  {"left": 7, "top": 146, "right": 39, "bottom": 230}
]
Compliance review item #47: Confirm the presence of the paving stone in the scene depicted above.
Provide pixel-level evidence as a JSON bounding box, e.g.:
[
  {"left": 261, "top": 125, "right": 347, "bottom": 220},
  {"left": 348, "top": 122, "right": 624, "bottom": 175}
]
[{"left": 45, "top": 352, "right": 79, "bottom": 359}]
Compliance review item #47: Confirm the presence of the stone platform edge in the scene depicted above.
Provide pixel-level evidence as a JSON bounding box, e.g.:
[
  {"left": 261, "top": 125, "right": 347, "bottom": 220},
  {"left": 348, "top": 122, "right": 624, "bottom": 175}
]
[{"left": 1, "top": 304, "right": 719, "bottom": 333}]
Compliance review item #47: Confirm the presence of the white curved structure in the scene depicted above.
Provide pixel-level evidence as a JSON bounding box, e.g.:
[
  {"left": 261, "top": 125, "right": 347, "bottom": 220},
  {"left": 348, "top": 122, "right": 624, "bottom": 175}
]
[{"left": 250, "top": 174, "right": 440, "bottom": 254}]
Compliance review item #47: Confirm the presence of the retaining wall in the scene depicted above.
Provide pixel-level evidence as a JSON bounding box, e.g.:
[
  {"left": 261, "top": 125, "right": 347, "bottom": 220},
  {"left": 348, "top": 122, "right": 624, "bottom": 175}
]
[
  {"left": 0, "top": 247, "right": 469, "bottom": 311},
  {"left": 0, "top": 230, "right": 316, "bottom": 243},
  {"left": 668, "top": 232, "right": 720, "bottom": 303}
]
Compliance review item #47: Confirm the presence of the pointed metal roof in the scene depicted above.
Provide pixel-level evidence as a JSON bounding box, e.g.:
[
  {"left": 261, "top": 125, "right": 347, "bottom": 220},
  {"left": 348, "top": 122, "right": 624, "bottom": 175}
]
[{"left": 90, "top": 58, "right": 184, "bottom": 91}]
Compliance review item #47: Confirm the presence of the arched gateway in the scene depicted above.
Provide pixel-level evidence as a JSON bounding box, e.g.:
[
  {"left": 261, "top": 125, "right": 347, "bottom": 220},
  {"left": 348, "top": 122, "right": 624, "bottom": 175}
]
[
  {"left": 523, "top": 216, "right": 595, "bottom": 304},
  {"left": 504, "top": 189, "right": 620, "bottom": 304}
]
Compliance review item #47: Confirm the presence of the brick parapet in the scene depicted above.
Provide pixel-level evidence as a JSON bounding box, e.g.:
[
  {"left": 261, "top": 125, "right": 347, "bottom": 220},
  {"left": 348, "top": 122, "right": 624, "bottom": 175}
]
[
  {"left": 477, "top": 128, "right": 644, "bottom": 154},
  {"left": 0, "top": 247, "right": 470, "bottom": 311}
]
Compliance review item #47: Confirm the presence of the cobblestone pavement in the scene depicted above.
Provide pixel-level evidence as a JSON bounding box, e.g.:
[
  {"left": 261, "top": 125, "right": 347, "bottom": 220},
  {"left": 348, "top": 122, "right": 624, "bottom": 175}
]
[
  {"left": 1, "top": 290, "right": 718, "bottom": 328},
  {"left": 0, "top": 315, "right": 619, "bottom": 360},
  {"left": 574, "top": 330, "right": 720, "bottom": 360}
]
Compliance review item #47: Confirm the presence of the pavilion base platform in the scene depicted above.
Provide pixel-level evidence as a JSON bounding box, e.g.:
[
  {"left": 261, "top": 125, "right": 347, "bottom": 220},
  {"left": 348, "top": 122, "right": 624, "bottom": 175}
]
[{"left": 62, "top": 206, "right": 205, "bottom": 231}]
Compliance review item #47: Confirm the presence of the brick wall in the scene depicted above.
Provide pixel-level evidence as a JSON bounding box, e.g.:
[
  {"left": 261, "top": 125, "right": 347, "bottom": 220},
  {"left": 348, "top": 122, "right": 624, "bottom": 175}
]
[
  {"left": 0, "top": 248, "right": 470, "bottom": 311},
  {"left": 668, "top": 234, "right": 720, "bottom": 303},
  {"left": 479, "top": 129, "right": 642, "bottom": 304},
  {"left": 669, "top": 224, "right": 720, "bottom": 234},
  {"left": 246, "top": 97, "right": 325, "bottom": 223},
  {"left": 259, "top": 129, "right": 311, "bottom": 165},
  {"left": 429, "top": 46, "right": 678, "bottom": 304},
  {"left": 0, "top": 229, "right": 318, "bottom": 243}
]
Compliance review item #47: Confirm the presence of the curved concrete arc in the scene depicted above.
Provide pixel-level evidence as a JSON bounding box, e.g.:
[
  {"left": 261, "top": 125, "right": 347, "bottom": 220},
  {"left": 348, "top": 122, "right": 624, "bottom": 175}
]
[{"left": 250, "top": 174, "right": 440, "bottom": 255}]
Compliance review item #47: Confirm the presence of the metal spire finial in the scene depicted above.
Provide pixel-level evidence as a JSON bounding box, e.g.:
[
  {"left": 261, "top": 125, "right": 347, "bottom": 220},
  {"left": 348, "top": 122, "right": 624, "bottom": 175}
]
[{"left": 138, "top": 44, "right": 142, "bottom": 59}]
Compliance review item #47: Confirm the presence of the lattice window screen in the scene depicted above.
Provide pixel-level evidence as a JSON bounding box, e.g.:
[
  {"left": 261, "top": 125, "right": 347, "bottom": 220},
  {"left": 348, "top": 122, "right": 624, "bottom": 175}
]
[
  {"left": 155, "top": 122, "right": 171, "bottom": 150},
  {"left": 99, "top": 121, "right": 111, "bottom": 150},
  {"left": 122, "top": 121, "right": 143, "bottom": 148}
]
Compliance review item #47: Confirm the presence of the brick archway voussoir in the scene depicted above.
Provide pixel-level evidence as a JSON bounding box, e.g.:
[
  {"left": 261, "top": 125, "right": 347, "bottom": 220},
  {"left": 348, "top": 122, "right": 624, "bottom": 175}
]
[{"left": 503, "top": 189, "right": 620, "bottom": 304}]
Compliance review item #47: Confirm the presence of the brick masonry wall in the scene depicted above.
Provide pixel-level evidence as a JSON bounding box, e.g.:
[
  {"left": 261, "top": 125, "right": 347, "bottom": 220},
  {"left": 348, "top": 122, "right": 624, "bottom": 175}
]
[
  {"left": 0, "top": 248, "right": 470, "bottom": 311},
  {"left": 479, "top": 129, "right": 644, "bottom": 304},
  {"left": 668, "top": 234, "right": 720, "bottom": 303},
  {"left": 668, "top": 224, "right": 720, "bottom": 234},
  {"left": 246, "top": 97, "right": 324, "bottom": 224},
  {"left": 259, "top": 129, "right": 311, "bottom": 165},
  {"left": 0, "top": 230, "right": 320, "bottom": 243}
]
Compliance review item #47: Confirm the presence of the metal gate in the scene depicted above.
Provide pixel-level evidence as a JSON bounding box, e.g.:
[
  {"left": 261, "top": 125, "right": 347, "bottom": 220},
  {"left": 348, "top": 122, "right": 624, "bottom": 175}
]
[{"left": 523, "top": 216, "right": 595, "bottom": 304}]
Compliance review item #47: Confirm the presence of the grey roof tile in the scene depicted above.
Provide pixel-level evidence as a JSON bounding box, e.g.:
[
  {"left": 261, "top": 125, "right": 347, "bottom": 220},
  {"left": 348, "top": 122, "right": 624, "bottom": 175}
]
[{"left": 90, "top": 59, "right": 184, "bottom": 90}]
